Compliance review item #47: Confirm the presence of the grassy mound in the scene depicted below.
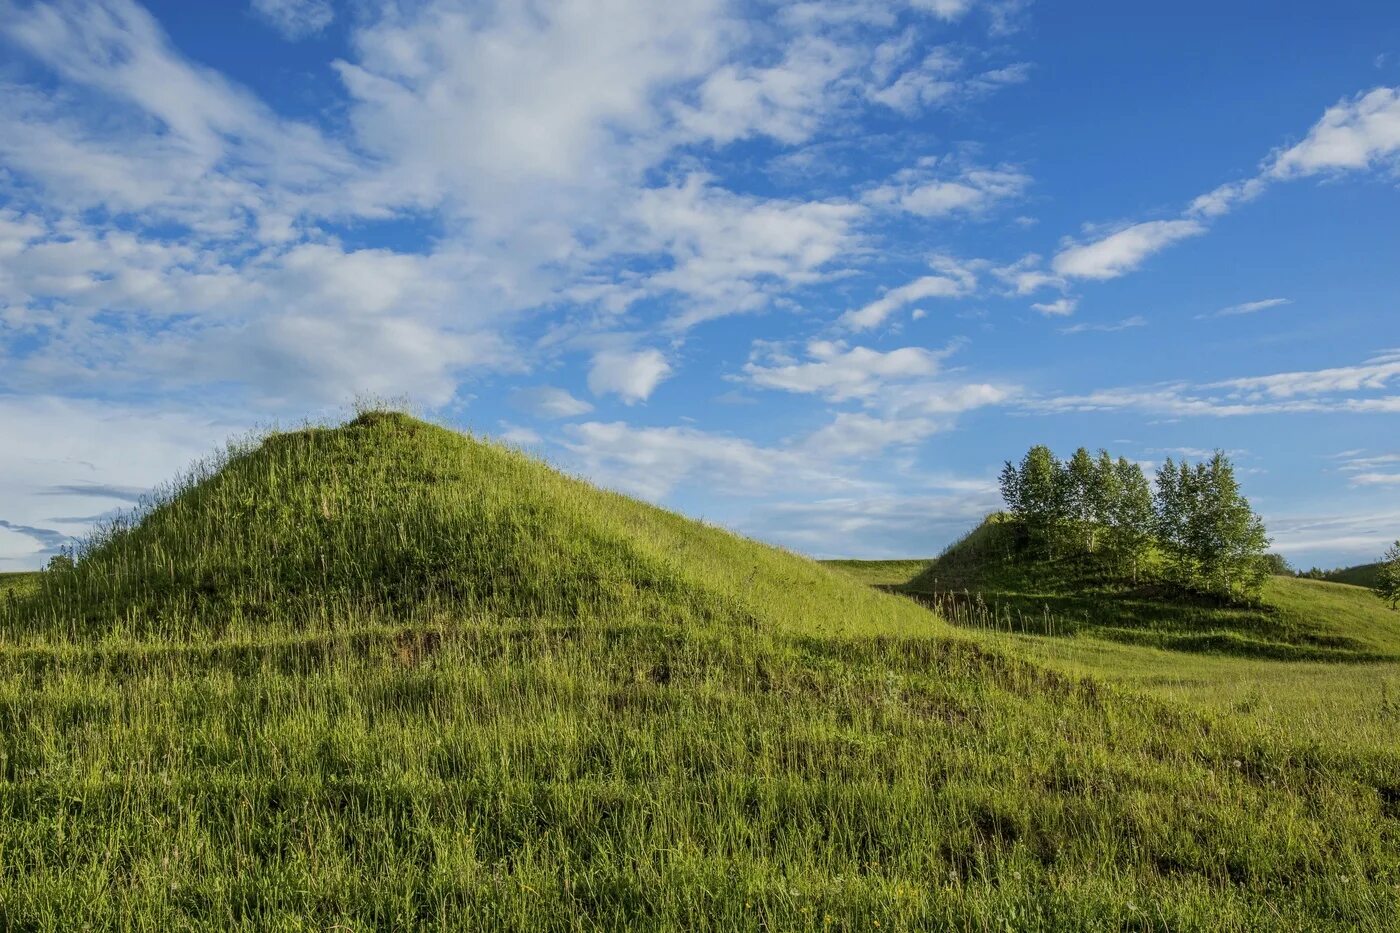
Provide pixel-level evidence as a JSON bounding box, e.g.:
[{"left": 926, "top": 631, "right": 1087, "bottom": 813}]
[
  {"left": 1321, "top": 562, "right": 1383, "bottom": 589},
  {"left": 900, "top": 516, "right": 1400, "bottom": 663},
  {"left": 2, "top": 415, "right": 1398, "bottom": 929}
]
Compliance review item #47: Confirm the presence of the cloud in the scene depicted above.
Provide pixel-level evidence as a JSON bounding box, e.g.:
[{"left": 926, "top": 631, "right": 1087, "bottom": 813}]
[
  {"left": 865, "top": 159, "right": 1031, "bottom": 218},
  {"left": 561, "top": 420, "right": 866, "bottom": 500},
  {"left": 628, "top": 175, "right": 864, "bottom": 328},
  {"left": 510, "top": 387, "right": 594, "bottom": 419},
  {"left": 866, "top": 47, "right": 1029, "bottom": 115},
  {"left": 841, "top": 257, "right": 978, "bottom": 330},
  {"left": 1269, "top": 86, "right": 1400, "bottom": 179},
  {"left": 1348, "top": 472, "right": 1400, "bottom": 486},
  {"left": 1059, "top": 315, "right": 1146, "bottom": 335},
  {"left": 1030, "top": 350, "right": 1400, "bottom": 417},
  {"left": 743, "top": 340, "right": 947, "bottom": 401},
  {"left": 250, "top": 0, "right": 333, "bottom": 40},
  {"left": 1211, "top": 349, "right": 1400, "bottom": 399},
  {"left": 992, "top": 253, "right": 1063, "bottom": 295},
  {"left": 673, "top": 35, "right": 860, "bottom": 146},
  {"left": 1031, "top": 297, "right": 1076, "bottom": 316},
  {"left": 1051, "top": 220, "right": 1206, "bottom": 280},
  {"left": 1266, "top": 507, "right": 1400, "bottom": 560},
  {"left": 1204, "top": 297, "right": 1291, "bottom": 318},
  {"left": 587, "top": 348, "right": 673, "bottom": 404},
  {"left": 747, "top": 486, "right": 1000, "bottom": 558}
]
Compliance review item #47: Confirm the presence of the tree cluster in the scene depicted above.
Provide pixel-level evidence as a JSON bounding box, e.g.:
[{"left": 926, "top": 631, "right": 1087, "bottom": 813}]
[
  {"left": 999, "top": 446, "right": 1271, "bottom": 601},
  {"left": 1378, "top": 541, "right": 1400, "bottom": 610}
]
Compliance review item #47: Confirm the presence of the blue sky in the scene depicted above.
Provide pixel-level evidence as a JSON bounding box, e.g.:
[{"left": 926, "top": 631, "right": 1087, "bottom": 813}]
[{"left": 2, "top": 0, "right": 1398, "bottom": 570}]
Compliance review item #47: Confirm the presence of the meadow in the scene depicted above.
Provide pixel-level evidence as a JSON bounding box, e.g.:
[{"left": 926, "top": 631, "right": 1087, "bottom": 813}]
[{"left": 1, "top": 412, "right": 1397, "bottom": 930}]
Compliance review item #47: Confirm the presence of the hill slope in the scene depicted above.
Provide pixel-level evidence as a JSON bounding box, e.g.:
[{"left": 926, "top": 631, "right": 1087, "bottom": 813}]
[
  {"left": 1321, "top": 562, "right": 1383, "bottom": 589},
  {"left": 899, "top": 516, "right": 1400, "bottom": 663},
  {"left": 2, "top": 415, "right": 1398, "bottom": 929}
]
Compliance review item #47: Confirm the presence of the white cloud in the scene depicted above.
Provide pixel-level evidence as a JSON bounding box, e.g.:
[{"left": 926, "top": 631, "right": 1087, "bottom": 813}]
[
  {"left": 1211, "top": 349, "right": 1400, "bottom": 399},
  {"left": 1030, "top": 351, "right": 1400, "bottom": 417},
  {"left": 562, "top": 420, "right": 865, "bottom": 500},
  {"left": 749, "top": 487, "right": 1000, "bottom": 558},
  {"left": 1349, "top": 472, "right": 1400, "bottom": 486},
  {"left": 992, "top": 253, "right": 1063, "bottom": 295},
  {"left": 867, "top": 47, "right": 1029, "bottom": 115},
  {"left": 866, "top": 160, "right": 1031, "bottom": 218},
  {"left": 1267, "top": 507, "right": 1400, "bottom": 561},
  {"left": 628, "top": 175, "right": 864, "bottom": 327},
  {"left": 1207, "top": 297, "right": 1291, "bottom": 318},
  {"left": 250, "top": 0, "right": 333, "bottom": 40},
  {"left": 1060, "top": 315, "right": 1146, "bottom": 335},
  {"left": 1269, "top": 86, "right": 1400, "bottom": 179},
  {"left": 1031, "top": 296, "right": 1076, "bottom": 316},
  {"left": 743, "top": 340, "right": 945, "bottom": 401},
  {"left": 841, "top": 257, "right": 978, "bottom": 330},
  {"left": 510, "top": 387, "right": 594, "bottom": 419},
  {"left": 1051, "top": 220, "right": 1206, "bottom": 280},
  {"left": 674, "top": 35, "right": 859, "bottom": 146},
  {"left": 587, "top": 348, "right": 673, "bottom": 404}
]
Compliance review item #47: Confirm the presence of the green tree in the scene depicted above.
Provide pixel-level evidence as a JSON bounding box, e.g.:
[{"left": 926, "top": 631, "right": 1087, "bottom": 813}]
[
  {"left": 1162, "top": 453, "right": 1270, "bottom": 601},
  {"left": 1154, "top": 458, "right": 1191, "bottom": 586},
  {"left": 1015, "top": 445, "right": 1064, "bottom": 557},
  {"left": 1108, "top": 457, "right": 1154, "bottom": 582},
  {"left": 1062, "top": 447, "right": 1098, "bottom": 554},
  {"left": 1376, "top": 541, "right": 1400, "bottom": 610},
  {"left": 998, "top": 460, "right": 1023, "bottom": 519}
]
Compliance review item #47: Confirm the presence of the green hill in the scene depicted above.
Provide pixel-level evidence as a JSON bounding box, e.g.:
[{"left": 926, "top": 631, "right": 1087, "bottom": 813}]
[
  {"left": 1320, "top": 562, "right": 1383, "bottom": 589},
  {"left": 894, "top": 515, "right": 1400, "bottom": 663},
  {"left": 2, "top": 414, "right": 1398, "bottom": 929}
]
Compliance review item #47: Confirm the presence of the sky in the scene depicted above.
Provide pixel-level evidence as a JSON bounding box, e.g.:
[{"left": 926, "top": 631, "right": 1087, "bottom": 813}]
[{"left": 1, "top": 0, "right": 1399, "bottom": 571}]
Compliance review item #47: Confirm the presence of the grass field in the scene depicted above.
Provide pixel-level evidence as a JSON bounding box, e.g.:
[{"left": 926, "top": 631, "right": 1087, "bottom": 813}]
[
  {"left": 824, "top": 540, "right": 1400, "bottom": 761},
  {"left": 2, "top": 413, "right": 1398, "bottom": 929}
]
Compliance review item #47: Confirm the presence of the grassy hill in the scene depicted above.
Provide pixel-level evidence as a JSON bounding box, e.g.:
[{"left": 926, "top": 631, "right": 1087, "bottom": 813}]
[
  {"left": 3, "top": 413, "right": 1399, "bottom": 929},
  {"left": 891, "top": 515, "right": 1400, "bottom": 663},
  {"left": 824, "top": 519, "right": 1400, "bottom": 765},
  {"left": 1320, "top": 562, "right": 1383, "bottom": 589}
]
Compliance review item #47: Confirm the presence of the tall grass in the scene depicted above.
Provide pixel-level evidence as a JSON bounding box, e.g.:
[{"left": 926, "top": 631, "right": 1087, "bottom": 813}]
[{"left": 2, "top": 412, "right": 1398, "bottom": 929}]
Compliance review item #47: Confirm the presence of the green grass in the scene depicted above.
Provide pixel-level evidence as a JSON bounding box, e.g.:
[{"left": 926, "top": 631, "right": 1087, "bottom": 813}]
[
  {"left": 0, "top": 572, "right": 38, "bottom": 603},
  {"left": 817, "top": 559, "right": 936, "bottom": 588},
  {"left": 889, "top": 517, "right": 1400, "bottom": 663},
  {"left": 824, "top": 535, "right": 1400, "bottom": 760},
  {"left": 3, "top": 413, "right": 1399, "bottom": 929}
]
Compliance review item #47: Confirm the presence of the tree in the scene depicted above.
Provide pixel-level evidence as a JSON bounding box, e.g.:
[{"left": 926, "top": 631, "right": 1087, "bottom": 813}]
[
  {"left": 998, "top": 460, "right": 1023, "bottom": 518},
  {"left": 1377, "top": 541, "right": 1400, "bottom": 610},
  {"left": 1261, "top": 553, "right": 1293, "bottom": 576},
  {"left": 1015, "top": 445, "right": 1065, "bottom": 557},
  {"left": 1154, "top": 458, "right": 1191, "bottom": 585},
  {"left": 1159, "top": 452, "right": 1269, "bottom": 601},
  {"left": 1107, "top": 457, "right": 1154, "bottom": 582},
  {"left": 1062, "top": 447, "right": 1098, "bottom": 553}
]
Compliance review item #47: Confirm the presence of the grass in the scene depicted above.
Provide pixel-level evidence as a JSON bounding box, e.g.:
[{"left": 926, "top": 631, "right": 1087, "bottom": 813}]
[
  {"left": 889, "top": 517, "right": 1400, "bottom": 663},
  {"left": 0, "top": 572, "right": 38, "bottom": 603},
  {"left": 2, "top": 413, "right": 1399, "bottom": 929},
  {"left": 824, "top": 526, "right": 1400, "bottom": 761}
]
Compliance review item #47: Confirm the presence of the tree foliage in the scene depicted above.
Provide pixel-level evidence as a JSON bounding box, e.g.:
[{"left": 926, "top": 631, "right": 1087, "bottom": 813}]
[
  {"left": 1377, "top": 541, "right": 1400, "bottom": 610},
  {"left": 999, "top": 446, "right": 1271, "bottom": 601}
]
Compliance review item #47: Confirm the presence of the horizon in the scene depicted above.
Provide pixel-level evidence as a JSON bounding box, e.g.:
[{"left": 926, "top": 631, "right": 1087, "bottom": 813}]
[{"left": 2, "top": 0, "right": 1399, "bottom": 571}]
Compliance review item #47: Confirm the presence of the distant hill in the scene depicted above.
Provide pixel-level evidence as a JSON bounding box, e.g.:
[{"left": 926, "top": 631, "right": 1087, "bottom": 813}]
[
  {"left": 1318, "top": 562, "right": 1383, "bottom": 589},
  {"left": 888, "top": 515, "right": 1400, "bottom": 663},
  {"left": 2, "top": 415, "right": 1397, "bottom": 928}
]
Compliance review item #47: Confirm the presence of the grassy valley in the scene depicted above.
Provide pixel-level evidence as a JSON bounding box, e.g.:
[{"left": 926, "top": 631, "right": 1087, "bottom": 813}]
[{"left": 2, "top": 414, "right": 1398, "bottom": 929}]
